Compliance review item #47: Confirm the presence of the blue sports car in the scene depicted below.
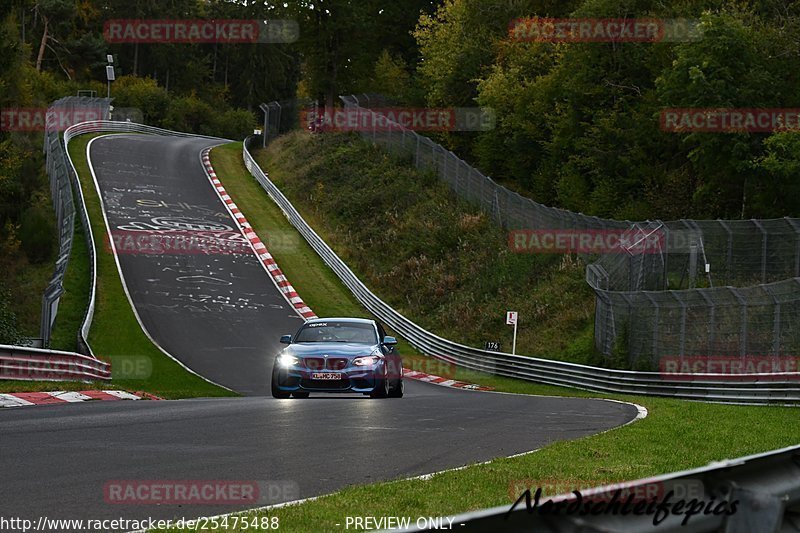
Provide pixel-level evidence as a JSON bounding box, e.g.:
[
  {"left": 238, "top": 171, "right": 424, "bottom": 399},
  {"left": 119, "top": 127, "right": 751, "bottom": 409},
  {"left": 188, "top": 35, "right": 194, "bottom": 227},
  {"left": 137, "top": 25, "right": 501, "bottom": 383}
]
[{"left": 271, "top": 318, "right": 404, "bottom": 399}]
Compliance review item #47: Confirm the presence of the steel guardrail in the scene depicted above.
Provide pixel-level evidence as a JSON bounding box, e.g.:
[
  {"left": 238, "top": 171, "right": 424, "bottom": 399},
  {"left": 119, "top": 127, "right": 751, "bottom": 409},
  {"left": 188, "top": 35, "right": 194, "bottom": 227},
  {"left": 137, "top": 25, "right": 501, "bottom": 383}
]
[
  {"left": 0, "top": 343, "right": 110, "bottom": 381},
  {"left": 242, "top": 136, "right": 800, "bottom": 405},
  {"left": 390, "top": 443, "right": 800, "bottom": 532}
]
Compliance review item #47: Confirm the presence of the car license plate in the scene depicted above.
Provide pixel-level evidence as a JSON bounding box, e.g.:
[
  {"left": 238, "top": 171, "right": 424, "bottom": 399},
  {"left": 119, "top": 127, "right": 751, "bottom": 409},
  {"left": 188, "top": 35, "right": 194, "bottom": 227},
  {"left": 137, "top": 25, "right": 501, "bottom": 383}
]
[{"left": 311, "top": 372, "right": 342, "bottom": 380}]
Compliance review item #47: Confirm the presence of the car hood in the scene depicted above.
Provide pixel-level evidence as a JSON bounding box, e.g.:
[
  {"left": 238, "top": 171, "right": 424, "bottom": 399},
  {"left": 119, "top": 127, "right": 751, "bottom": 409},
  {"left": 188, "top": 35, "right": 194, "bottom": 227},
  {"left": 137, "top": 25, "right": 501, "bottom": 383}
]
[{"left": 283, "top": 343, "right": 378, "bottom": 358}]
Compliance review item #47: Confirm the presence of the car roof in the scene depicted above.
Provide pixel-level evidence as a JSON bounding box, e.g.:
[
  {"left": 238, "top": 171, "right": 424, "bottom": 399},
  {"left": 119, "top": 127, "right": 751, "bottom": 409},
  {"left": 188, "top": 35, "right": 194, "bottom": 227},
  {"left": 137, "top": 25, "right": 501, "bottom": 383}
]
[{"left": 304, "top": 317, "right": 376, "bottom": 326}]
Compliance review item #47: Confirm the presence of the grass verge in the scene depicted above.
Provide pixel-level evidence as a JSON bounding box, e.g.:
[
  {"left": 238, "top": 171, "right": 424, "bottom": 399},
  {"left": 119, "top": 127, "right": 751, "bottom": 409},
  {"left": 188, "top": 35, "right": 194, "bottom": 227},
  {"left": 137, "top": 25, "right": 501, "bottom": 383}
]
[
  {"left": 151, "top": 140, "right": 800, "bottom": 532},
  {"left": 48, "top": 215, "right": 91, "bottom": 352},
  {"left": 0, "top": 133, "right": 235, "bottom": 399}
]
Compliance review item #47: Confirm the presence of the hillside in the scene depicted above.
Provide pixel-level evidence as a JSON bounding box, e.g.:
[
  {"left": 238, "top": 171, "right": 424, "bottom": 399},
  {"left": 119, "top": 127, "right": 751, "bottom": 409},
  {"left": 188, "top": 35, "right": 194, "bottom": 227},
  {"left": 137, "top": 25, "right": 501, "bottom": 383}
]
[{"left": 257, "top": 130, "right": 608, "bottom": 366}]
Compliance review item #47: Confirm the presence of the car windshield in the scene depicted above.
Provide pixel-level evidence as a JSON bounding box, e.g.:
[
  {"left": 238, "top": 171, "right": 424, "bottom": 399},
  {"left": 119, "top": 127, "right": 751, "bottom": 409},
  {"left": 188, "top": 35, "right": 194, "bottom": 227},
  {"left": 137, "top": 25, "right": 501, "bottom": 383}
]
[{"left": 293, "top": 322, "right": 377, "bottom": 344}]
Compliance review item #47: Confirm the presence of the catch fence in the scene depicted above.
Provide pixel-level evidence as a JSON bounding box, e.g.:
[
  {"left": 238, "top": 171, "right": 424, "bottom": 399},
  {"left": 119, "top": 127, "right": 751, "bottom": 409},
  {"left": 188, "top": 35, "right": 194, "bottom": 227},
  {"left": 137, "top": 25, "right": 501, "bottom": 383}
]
[{"left": 339, "top": 95, "right": 800, "bottom": 367}]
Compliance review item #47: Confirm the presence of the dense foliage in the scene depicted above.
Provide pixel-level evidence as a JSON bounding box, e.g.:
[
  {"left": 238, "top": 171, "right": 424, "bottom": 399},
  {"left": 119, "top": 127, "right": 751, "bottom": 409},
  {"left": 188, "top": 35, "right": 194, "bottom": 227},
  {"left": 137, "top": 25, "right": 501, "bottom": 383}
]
[
  {"left": 410, "top": 0, "right": 800, "bottom": 220},
  {"left": 2, "top": 0, "right": 800, "bottom": 341}
]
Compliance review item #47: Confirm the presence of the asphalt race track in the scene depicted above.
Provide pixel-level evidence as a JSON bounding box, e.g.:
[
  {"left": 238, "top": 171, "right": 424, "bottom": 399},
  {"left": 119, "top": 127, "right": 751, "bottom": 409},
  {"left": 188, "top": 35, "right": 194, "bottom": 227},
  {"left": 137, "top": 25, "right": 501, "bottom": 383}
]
[
  {"left": 1, "top": 387, "right": 637, "bottom": 525},
  {"left": 0, "top": 134, "right": 641, "bottom": 530},
  {"left": 87, "top": 134, "right": 305, "bottom": 395}
]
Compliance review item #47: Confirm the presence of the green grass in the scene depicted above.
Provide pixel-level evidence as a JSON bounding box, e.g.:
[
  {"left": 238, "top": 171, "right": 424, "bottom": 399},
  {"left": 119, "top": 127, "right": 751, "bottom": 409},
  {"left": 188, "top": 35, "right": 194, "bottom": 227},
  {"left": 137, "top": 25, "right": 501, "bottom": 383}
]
[
  {"left": 0, "top": 133, "right": 234, "bottom": 399},
  {"left": 155, "top": 138, "right": 800, "bottom": 532},
  {"left": 48, "top": 216, "right": 91, "bottom": 352}
]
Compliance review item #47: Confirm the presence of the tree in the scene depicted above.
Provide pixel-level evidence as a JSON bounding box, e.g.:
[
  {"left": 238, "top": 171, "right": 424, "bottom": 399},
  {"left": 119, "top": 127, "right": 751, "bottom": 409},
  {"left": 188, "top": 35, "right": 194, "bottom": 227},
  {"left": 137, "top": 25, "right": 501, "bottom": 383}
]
[{"left": 33, "top": 0, "right": 75, "bottom": 75}]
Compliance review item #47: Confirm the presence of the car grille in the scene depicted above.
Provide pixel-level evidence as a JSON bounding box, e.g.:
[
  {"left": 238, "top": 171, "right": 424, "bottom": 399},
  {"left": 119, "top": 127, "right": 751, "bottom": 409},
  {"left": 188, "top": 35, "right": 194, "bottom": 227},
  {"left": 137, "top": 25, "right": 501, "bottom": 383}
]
[
  {"left": 326, "top": 358, "right": 348, "bottom": 370},
  {"left": 302, "top": 357, "right": 348, "bottom": 370}
]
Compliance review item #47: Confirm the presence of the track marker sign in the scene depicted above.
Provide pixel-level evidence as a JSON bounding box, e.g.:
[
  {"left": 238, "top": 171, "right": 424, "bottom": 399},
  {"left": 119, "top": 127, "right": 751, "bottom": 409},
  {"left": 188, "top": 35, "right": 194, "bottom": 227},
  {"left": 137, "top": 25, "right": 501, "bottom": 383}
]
[{"left": 506, "top": 312, "right": 518, "bottom": 355}]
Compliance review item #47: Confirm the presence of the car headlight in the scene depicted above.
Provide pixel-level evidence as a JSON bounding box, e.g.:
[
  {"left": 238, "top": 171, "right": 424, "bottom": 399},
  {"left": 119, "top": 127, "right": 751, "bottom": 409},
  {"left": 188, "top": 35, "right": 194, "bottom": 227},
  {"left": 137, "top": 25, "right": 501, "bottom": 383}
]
[
  {"left": 353, "top": 355, "right": 381, "bottom": 366},
  {"left": 277, "top": 354, "right": 299, "bottom": 368}
]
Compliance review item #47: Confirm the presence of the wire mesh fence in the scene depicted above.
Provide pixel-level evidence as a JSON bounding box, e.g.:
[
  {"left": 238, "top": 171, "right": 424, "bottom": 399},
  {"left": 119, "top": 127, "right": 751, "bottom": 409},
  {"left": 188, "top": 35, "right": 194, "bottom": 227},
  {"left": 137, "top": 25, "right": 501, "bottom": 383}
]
[
  {"left": 340, "top": 94, "right": 630, "bottom": 233},
  {"left": 259, "top": 98, "right": 316, "bottom": 147},
  {"left": 338, "top": 94, "right": 800, "bottom": 369},
  {"left": 41, "top": 96, "right": 111, "bottom": 348}
]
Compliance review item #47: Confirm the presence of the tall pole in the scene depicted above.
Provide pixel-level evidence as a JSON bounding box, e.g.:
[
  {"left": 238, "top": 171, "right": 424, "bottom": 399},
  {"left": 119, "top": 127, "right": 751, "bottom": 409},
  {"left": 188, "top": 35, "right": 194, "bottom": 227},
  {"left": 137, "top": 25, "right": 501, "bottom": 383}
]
[
  {"left": 512, "top": 319, "right": 518, "bottom": 355},
  {"left": 262, "top": 106, "right": 268, "bottom": 148}
]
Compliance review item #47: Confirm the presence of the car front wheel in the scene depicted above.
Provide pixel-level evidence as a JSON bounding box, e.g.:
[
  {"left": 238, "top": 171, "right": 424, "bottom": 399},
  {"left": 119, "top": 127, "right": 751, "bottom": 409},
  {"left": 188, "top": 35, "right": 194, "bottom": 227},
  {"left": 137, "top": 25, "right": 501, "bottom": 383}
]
[
  {"left": 388, "top": 378, "right": 404, "bottom": 398},
  {"left": 369, "top": 377, "right": 389, "bottom": 398}
]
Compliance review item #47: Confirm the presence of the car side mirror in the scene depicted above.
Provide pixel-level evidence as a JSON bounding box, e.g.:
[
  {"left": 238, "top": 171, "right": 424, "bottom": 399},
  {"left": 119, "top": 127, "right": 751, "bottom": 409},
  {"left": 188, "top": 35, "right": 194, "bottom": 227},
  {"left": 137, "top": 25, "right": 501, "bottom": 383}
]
[
  {"left": 280, "top": 335, "right": 292, "bottom": 344},
  {"left": 382, "top": 336, "right": 397, "bottom": 346}
]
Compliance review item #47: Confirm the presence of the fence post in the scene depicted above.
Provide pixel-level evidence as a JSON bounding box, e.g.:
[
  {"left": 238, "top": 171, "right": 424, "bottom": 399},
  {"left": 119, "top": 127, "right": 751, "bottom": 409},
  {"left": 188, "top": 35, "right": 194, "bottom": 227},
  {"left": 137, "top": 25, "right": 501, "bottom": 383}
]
[
  {"left": 753, "top": 219, "right": 767, "bottom": 283},
  {"left": 729, "top": 288, "right": 747, "bottom": 357},
  {"left": 644, "top": 293, "right": 660, "bottom": 365},
  {"left": 262, "top": 106, "right": 268, "bottom": 148},
  {"left": 697, "top": 289, "right": 716, "bottom": 356},
  {"left": 786, "top": 217, "right": 800, "bottom": 277},
  {"left": 718, "top": 219, "right": 733, "bottom": 285},
  {"left": 672, "top": 292, "right": 687, "bottom": 358}
]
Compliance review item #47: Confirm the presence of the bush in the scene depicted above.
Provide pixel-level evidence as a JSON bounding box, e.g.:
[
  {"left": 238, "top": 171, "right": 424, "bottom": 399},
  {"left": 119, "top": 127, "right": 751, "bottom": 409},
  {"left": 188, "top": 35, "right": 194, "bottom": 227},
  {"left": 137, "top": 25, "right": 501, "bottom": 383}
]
[
  {"left": 111, "top": 76, "right": 170, "bottom": 126},
  {"left": 214, "top": 108, "right": 256, "bottom": 140},
  {"left": 0, "top": 287, "right": 21, "bottom": 345},
  {"left": 162, "top": 94, "right": 216, "bottom": 136},
  {"left": 19, "top": 205, "right": 55, "bottom": 264}
]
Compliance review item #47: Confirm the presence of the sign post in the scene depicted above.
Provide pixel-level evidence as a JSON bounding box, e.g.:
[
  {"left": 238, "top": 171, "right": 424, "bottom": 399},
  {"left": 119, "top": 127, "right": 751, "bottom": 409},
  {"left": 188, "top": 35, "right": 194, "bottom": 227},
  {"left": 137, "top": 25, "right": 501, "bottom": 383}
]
[
  {"left": 105, "top": 55, "right": 115, "bottom": 99},
  {"left": 506, "top": 311, "right": 518, "bottom": 355}
]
